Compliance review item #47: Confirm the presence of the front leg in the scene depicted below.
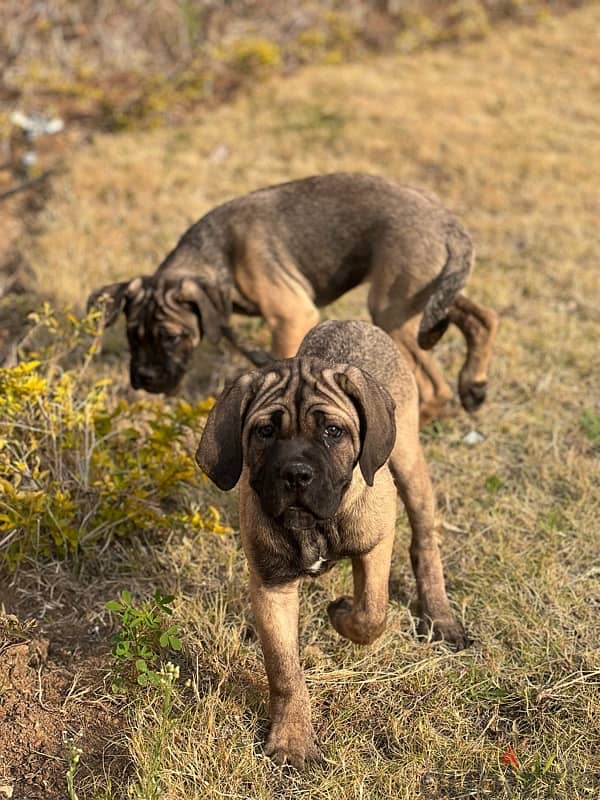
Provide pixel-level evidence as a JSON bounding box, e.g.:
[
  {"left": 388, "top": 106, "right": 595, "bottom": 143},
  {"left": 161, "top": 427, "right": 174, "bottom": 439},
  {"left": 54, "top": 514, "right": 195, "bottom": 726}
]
[
  {"left": 390, "top": 446, "right": 469, "bottom": 649},
  {"left": 327, "top": 531, "right": 395, "bottom": 645},
  {"left": 249, "top": 572, "right": 320, "bottom": 769},
  {"left": 255, "top": 280, "right": 319, "bottom": 359},
  {"left": 268, "top": 302, "right": 320, "bottom": 360},
  {"left": 221, "top": 325, "right": 274, "bottom": 367}
]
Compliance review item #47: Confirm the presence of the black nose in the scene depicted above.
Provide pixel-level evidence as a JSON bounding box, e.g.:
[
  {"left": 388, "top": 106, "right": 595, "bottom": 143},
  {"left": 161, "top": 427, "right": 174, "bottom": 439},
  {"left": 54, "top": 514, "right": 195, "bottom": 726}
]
[{"left": 281, "top": 462, "right": 314, "bottom": 490}]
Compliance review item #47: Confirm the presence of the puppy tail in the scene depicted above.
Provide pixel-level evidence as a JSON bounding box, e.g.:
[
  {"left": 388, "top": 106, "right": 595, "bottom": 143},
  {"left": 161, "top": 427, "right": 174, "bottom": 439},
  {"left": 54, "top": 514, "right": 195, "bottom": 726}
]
[{"left": 417, "top": 223, "right": 474, "bottom": 350}]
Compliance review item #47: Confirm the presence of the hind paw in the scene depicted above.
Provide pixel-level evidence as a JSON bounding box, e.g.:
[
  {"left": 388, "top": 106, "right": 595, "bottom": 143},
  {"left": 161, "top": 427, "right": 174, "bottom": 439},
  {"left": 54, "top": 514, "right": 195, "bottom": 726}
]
[{"left": 459, "top": 380, "right": 487, "bottom": 412}]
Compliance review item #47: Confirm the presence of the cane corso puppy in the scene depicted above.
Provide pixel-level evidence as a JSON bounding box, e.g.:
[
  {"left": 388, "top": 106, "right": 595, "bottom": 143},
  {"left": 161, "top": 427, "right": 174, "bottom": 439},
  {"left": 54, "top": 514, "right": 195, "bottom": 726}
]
[
  {"left": 89, "top": 173, "right": 497, "bottom": 423},
  {"left": 195, "top": 319, "right": 468, "bottom": 769}
]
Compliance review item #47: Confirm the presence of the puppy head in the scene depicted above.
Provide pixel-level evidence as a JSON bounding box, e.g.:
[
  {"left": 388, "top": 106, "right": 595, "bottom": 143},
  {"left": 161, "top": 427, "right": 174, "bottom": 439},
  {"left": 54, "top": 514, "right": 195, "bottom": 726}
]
[
  {"left": 195, "top": 359, "right": 396, "bottom": 526},
  {"left": 87, "top": 276, "right": 227, "bottom": 394}
]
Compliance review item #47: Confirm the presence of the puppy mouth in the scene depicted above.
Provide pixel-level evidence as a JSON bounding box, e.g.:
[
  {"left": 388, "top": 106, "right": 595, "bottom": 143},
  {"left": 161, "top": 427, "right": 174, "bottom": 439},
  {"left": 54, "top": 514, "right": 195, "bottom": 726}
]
[
  {"left": 135, "top": 382, "right": 179, "bottom": 395},
  {"left": 131, "top": 373, "right": 183, "bottom": 395},
  {"left": 281, "top": 505, "right": 318, "bottom": 530}
]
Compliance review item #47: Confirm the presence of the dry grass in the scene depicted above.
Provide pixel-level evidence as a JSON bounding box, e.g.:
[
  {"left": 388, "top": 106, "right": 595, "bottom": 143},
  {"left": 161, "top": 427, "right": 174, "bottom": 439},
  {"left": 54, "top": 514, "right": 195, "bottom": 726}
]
[
  {"left": 1, "top": 1, "right": 583, "bottom": 140},
  {"left": 3, "top": 4, "right": 600, "bottom": 799}
]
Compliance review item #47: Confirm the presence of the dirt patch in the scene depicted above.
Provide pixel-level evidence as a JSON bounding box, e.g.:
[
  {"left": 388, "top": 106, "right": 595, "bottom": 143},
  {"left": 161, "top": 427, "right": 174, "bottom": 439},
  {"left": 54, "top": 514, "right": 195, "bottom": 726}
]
[{"left": 0, "top": 617, "right": 126, "bottom": 799}]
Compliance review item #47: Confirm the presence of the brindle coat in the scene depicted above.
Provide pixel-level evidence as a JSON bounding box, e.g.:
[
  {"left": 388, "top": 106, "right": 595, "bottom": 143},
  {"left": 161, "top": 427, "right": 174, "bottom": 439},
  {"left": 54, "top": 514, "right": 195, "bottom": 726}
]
[
  {"left": 196, "top": 320, "right": 468, "bottom": 769},
  {"left": 88, "top": 173, "right": 498, "bottom": 423}
]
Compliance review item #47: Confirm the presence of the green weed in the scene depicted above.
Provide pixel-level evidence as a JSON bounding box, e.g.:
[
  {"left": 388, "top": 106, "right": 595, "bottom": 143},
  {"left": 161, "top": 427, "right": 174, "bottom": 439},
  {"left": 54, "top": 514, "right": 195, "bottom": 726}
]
[
  {"left": 106, "top": 589, "right": 182, "bottom": 691},
  {"left": 484, "top": 474, "right": 505, "bottom": 494},
  {"left": 580, "top": 410, "right": 600, "bottom": 442}
]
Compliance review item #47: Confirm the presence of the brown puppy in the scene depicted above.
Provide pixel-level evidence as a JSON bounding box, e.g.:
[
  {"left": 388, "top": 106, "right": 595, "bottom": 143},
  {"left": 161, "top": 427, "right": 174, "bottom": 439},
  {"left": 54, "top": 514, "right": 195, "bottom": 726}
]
[
  {"left": 89, "top": 172, "right": 498, "bottom": 423},
  {"left": 196, "top": 320, "right": 468, "bottom": 769}
]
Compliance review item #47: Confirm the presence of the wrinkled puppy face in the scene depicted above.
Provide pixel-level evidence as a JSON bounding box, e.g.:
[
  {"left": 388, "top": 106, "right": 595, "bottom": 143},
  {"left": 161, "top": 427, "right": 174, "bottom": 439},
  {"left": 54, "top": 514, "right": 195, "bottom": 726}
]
[
  {"left": 244, "top": 362, "right": 361, "bottom": 527},
  {"left": 196, "top": 354, "right": 396, "bottom": 530},
  {"left": 89, "top": 275, "right": 226, "bottom": 394},
  {"left": 125, "top": 279, "right": 200, "bottom": 394}
]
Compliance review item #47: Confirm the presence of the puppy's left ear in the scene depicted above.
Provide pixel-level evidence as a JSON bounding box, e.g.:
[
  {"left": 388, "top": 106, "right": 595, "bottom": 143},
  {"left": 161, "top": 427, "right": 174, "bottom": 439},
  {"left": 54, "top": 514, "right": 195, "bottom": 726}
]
[
  {"left": 195, "top": 372, "right": 260, "bottom": 490},
  {"left": 178, "top": 278, "right": 229, "bottom": 345},
  {"left": 335, "top": 367, "right": 396, "bottom": 486}
]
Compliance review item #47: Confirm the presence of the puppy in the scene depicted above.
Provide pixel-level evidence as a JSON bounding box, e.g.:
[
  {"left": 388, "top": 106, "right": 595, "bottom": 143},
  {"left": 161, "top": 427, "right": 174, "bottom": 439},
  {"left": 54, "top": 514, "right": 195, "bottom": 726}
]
[{"left": 196, "top": 319, "right": 467, "bottom": 768}]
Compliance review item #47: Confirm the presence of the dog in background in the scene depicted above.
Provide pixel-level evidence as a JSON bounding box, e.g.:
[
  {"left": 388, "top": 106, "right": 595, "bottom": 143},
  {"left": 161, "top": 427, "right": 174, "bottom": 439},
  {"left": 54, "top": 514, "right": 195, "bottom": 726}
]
[
  {"left": 196, "top": 319, "right": 468, "bottom": 769},
  {"left": 89, "top": 172, "right": 498, "bottom": 424}
]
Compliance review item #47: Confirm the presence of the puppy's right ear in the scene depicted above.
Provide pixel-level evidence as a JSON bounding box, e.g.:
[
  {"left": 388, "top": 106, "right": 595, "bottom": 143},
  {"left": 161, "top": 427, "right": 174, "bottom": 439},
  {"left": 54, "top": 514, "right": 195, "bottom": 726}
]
[
  {"left": 86, "top": 277, "right": 145, "bottom": 327},
  {"left": 195, "top": 372, "right": 260, "bottom": 491}
]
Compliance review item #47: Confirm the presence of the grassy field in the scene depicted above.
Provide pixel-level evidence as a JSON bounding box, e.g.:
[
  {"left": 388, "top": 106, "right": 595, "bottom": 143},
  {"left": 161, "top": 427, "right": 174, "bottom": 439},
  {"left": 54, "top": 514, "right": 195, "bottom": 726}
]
[{"left": 1, "top": 4, "right": 599, "bottom": 799}]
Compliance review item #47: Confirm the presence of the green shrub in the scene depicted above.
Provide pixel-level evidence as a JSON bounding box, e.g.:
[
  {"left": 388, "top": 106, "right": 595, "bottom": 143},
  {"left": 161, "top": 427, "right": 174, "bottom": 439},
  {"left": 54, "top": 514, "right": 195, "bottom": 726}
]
[{"left": 0, "top": 305, "right": 225, "bottom": 565}]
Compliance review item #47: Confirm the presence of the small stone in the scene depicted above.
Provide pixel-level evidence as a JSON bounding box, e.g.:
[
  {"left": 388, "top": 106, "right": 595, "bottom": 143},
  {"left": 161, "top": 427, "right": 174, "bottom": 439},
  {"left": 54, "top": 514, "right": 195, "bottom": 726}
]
[{"left": 463, "top": 429, "right": 485, "bottom": 446}]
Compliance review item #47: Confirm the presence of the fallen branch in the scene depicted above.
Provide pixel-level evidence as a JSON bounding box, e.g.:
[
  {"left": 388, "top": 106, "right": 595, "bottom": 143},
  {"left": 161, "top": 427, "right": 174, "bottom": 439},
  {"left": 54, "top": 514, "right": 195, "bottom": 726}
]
[{"left": 0, "top": 169, "right": 54, "bottom": 202}]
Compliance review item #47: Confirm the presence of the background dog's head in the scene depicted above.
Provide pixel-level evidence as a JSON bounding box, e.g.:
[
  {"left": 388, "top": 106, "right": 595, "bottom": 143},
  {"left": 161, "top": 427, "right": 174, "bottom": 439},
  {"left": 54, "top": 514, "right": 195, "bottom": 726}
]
[
  {"left": 196, "top": 358, "right": 396, "bottom": 528},
  {"left": 87, "top": 275, "right": 227, "bottom": 393}
]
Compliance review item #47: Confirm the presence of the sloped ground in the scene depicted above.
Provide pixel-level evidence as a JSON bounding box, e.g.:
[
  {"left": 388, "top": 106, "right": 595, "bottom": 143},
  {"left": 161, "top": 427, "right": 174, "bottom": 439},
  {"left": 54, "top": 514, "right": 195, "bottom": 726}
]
[{"left": 1, "top": 4, "right": 599, "bottom": 798}]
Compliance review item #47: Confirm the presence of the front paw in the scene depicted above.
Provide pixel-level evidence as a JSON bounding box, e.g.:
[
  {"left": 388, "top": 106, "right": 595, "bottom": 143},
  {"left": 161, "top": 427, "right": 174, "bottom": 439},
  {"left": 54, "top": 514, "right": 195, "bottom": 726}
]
[
  {"left": 327, "top": 596, "right": 385, "bottom": 645},
  {"left": 264, "top": 719, "right": 321, "bottom": 770},
  {"left": 418, "top": 614, "right": 471, "bottom": 651}
]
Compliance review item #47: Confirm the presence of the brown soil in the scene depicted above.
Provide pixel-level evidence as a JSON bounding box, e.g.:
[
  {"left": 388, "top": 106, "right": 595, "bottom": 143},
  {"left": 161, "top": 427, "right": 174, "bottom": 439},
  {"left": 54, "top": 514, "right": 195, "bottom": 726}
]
[{"left": 0, "top": 595, "right": 126, "bottom": 799}]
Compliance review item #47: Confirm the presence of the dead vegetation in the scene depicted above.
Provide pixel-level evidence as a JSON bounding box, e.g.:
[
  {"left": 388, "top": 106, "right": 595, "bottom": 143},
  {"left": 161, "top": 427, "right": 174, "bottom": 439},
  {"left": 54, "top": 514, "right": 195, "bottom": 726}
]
[
  {"left": 1, "top": 3, "right": 599, "bottom": 799},
  {"left": 0, "top": 2, "right": 586, "bottom": 135}
]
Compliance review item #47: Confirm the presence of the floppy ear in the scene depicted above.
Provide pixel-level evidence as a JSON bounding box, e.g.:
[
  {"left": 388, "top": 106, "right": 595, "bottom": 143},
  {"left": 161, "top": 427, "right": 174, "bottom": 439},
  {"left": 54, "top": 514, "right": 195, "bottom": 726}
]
[
  {"left": 195, "top": 372, "right": 260, "bottom": 491},
  {"left": 335, "top": 367, "right": 397, "bottom": 486},
  {"left": 178, "top": 278, "right": 228, "bottom": 345},
  {"left": 87, "top": 277, "right": 144, "bottom": 327}
]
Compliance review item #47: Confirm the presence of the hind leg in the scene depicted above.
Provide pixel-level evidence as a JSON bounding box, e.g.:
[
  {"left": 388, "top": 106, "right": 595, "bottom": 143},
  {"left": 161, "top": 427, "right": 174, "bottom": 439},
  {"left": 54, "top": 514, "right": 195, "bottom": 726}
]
[
  {"left": 448, "top": 294, "right": 499, "bottom": 412},
  {"left": 369, "top": 301, "right": 454, "bottom": 426},
  {"left": 367, "top": 252, "right": 454, "bottom": 426},
  {"left": 394, "top": 320, "right": 454, "bottom": 427}
]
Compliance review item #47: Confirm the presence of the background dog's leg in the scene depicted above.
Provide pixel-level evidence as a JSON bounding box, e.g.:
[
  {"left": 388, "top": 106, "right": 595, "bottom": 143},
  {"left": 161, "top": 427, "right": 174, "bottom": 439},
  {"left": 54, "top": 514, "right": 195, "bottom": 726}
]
[
  {"left": 367, "top": 284, "right": 454, "bottom": 424},
  {"left": 327, "top": 530, "right": 395, "bottom": 645},
  {"left": 389, "top": 446, "right": 468, "bottom": 650},
  {"left": 394, "top": 325, "right": 454, "bottom": 426},
  {"left": 221, "top": 325, "right": 274, "bottom": 367},
  {"left": 248, "top": 573, "right": 320, "bottom": 769},
  {"left": 448, "top": 294, "right": 499, "bottom": 412},
  {"left": 267, "top": 300, "right": 320, "bottom": 359},
  {"left": 367, "top": 252, "right": 456, "bottom": 424},
  {"left": 236, "top": 236, "right": 321, "bottom": 359}
]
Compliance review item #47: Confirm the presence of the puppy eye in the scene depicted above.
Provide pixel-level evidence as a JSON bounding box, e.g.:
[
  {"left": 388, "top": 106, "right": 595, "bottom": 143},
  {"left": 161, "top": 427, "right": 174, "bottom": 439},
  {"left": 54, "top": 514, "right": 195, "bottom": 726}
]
[
  {"left": 256, "top": 423, "right": 275, "bottom": 439},
  {"left": 166, "top": 333, "right": 182, "bottom": 344},
  {"left": 325, "top": 425, "right": 344, "bottom": 439}
]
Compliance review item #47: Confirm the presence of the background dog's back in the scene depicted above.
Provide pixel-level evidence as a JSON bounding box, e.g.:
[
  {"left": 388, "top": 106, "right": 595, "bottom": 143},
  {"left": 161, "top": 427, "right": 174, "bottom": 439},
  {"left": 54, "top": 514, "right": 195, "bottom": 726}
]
[
  {"left": 177, "top": 172, "right": 465, "bottom": 315},
  {"left": 171, "top": 172, "right": 487, "bottom": 424},
  {"left": 91, "top": 172, "right": 496, "bottom": 421}
]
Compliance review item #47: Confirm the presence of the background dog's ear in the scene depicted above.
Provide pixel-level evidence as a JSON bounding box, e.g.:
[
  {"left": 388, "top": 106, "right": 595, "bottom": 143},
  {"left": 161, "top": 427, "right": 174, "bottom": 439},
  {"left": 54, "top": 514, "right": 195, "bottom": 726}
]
[
  {"left": 335, "top": 367, "right": 397, "bottom": 486},
  {"left": 178, "top": 278, "right": 227, "bottom": 345},
  {"left": 195, "top": 372, "right": 260, "bottom": 490},
  {"left": 86, "top": 277, "right": 145, "bottom": 327}
]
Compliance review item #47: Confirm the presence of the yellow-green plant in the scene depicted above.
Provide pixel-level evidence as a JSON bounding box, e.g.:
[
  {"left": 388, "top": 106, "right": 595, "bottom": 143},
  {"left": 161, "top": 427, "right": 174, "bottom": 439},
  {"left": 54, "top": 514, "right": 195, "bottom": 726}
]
[
  {"left": 0, "top": 305, "right": 221, "bottom": 565},
  {"left": 218, "top": 37, "right": 281, "bottom": 75}
]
